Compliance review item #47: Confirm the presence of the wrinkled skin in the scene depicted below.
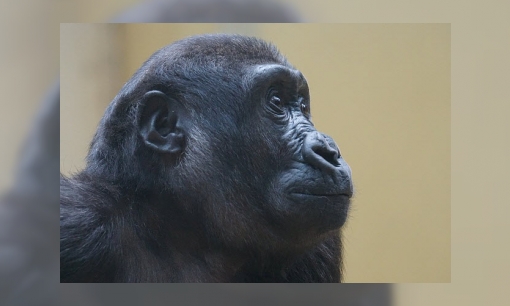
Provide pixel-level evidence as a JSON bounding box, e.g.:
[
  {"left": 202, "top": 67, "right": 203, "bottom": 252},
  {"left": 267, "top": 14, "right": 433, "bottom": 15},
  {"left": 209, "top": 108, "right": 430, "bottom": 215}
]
[{"left": 60, "top": 34, "right": 353, "bottom": 283}]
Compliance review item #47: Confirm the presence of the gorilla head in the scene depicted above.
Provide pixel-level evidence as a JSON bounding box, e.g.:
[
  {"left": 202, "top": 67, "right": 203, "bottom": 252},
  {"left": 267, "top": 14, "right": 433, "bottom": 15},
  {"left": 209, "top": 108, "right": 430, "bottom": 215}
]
[{"left": 61, "top": 34, "right": 353, "bottom": 282}]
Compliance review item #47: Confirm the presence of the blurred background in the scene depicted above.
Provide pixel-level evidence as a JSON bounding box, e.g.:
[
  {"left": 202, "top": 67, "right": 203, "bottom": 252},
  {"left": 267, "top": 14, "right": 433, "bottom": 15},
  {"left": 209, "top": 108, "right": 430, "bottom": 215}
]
[
  {"left": 61, "top": 23, "right": 451, "bottom": 283},
  {"left": 1, "top": 0, "right": 510, "bottom": 305}
]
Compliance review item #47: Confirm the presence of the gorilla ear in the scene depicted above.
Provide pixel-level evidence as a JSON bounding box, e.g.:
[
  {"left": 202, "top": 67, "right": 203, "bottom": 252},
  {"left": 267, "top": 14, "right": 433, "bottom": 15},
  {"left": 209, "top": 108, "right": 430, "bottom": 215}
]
[{"left": 137, "top": 90, "right": 184, "bottom": 155}]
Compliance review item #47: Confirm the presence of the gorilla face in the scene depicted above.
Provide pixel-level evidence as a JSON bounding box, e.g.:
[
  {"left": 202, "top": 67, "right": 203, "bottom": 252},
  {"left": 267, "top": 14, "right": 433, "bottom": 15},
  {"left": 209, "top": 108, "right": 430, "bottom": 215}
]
[{"left": 146, "top": 58, "right": 353, "bottom": 252}]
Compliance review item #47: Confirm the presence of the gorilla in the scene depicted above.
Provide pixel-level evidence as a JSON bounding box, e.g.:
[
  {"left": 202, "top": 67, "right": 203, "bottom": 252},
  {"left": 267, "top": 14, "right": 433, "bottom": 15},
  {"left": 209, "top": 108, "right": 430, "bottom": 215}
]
[{"left": 60, "top": 34, "right": 353, "bottom": 283}]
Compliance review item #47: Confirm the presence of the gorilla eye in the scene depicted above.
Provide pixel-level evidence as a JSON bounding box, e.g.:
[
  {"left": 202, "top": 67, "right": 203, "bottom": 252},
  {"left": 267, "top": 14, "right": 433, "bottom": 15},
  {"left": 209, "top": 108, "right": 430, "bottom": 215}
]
[
  {"left": 267, "top": 93, "right": 285, "bottom": 116},
  {"left": 270, "top": 95, "right": 282, "bottom": 107},
  {"left": 300, "top": 102, "right": 310, "bottom": 116}
]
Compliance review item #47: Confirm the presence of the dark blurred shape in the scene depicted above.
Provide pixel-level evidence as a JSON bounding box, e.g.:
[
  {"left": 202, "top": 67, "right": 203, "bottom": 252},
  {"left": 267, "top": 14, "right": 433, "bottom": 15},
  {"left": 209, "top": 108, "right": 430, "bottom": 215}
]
[
  {"left": 112, "top": 0, "right": 303, "bottom": 22},
  {"left": 0, "top": 82, "right": 59, "bottom": 305},
  {"left": 61, "top": 283, "right": 392, "bottom": 306},
  {"left": 1, "top": 0, "right": 392, "bottom": 305}
]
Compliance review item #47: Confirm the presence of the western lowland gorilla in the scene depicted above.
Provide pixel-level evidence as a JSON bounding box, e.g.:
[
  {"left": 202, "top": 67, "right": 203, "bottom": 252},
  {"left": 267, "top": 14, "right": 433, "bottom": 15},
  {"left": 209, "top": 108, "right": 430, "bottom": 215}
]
[{"left": 60, "top": 34, "right": 353, "bottom": 283}]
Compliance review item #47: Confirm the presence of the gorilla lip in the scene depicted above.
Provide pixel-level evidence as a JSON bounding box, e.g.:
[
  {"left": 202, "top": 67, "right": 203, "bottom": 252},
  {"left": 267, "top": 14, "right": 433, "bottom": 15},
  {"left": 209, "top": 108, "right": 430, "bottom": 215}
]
[
  {"left": 292, "top": 192, "right": 351, "bottom": 197},
  {"left": 290, "top": 192, "right": 352, "bottom": 198}
]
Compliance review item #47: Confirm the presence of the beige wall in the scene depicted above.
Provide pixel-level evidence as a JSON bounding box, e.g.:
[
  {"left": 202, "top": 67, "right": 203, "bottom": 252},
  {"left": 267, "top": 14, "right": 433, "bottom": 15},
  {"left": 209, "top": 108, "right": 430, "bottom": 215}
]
[
  {"left": 0, "top": 0, "right": 504, "bottom": 304},
  {"left": 60, "top": 24, "right": 124, "bottom": 174},
  {"left": 0, "top": 0, "right": 59, "bottom": 191},
  {"left": 61, "top": 23, "right": 450, "bottom": 283}
]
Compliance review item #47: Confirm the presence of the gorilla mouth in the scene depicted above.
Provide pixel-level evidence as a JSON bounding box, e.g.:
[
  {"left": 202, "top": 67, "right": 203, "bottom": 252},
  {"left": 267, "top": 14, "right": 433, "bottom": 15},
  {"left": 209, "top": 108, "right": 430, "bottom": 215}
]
[
  {"left": 290, "top": 192, "right": 351, "bottom": 197},
  {"left": 291, "top": 192, "right": 351, "bottom": 200},
  {"left": 288, "top": 192, "right": 352, "bottom": 204}
]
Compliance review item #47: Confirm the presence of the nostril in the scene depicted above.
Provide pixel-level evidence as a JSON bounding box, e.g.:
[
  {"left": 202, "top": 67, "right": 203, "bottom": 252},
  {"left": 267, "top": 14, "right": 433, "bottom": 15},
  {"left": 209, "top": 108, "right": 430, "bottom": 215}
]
[{"left": 313, "top": 145, "right": 340, "bottom": 167}]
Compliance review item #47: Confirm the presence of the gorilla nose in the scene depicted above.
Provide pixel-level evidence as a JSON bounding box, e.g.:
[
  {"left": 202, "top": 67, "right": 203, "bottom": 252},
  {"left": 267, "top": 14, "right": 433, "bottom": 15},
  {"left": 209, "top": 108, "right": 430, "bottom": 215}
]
[{"left": 302, "top": 132, "right": 341, "bottom": 172}]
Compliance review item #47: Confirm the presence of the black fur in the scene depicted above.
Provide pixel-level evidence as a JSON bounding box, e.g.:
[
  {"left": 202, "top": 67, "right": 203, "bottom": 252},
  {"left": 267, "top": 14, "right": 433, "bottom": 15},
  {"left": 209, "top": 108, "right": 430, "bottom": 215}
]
[{"left": 60, "top": 34, "right": 353, "bottom": 282}]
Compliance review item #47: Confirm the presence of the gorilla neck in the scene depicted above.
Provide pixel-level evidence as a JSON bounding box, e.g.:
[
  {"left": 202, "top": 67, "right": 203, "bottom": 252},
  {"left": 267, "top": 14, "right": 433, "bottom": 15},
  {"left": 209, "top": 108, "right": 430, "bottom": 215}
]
[{"left": 74, "top": 172, "right": 252, "bottom": 281}]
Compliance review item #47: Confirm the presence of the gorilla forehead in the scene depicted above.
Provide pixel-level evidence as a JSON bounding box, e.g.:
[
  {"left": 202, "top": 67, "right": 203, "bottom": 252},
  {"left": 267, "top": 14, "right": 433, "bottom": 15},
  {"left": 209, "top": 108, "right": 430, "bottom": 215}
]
[
  {"left": 146, "top": 34, "right": 291, "bottom": 73},
  {"left": 117, "top": 34, "right": 298, "bottom": 117}
]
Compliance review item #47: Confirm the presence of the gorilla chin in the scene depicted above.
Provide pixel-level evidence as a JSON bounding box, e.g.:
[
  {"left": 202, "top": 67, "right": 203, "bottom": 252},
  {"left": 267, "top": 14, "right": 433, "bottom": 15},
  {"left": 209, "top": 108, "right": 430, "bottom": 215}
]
[{"left": 288, "top": 193, "right": 351, "bottom": 227}]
